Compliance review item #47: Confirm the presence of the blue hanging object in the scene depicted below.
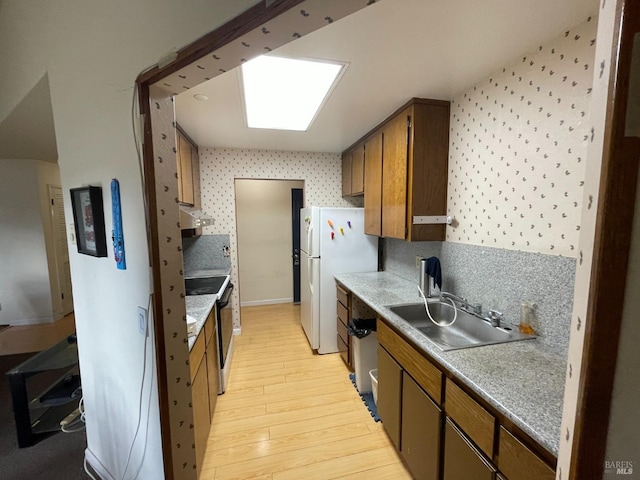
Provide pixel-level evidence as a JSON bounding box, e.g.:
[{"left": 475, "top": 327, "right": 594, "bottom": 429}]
[{"left": 111, "top": 179, "right": 126, "bottom": 270}]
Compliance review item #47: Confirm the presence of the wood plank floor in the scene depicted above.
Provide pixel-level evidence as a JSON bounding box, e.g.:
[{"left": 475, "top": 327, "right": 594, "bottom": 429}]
[{"left": 201, "top": 303, "right": 412, "bottom": 480}]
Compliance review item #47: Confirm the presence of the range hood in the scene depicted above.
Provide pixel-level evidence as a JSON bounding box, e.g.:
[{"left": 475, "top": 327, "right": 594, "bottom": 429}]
[{"left": 179, "top": 205, "right": 215, "bottom": 229}]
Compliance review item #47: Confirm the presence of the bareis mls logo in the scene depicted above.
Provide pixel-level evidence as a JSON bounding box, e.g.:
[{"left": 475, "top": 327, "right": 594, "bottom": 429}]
[{"left": 604, "top": 460, "right": 634, "bottom": 475}]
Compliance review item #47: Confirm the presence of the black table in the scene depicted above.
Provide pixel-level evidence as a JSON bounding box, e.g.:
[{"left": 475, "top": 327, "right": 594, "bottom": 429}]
[{"left": 5, "top": 334, "right": 80, "bottom": 447}]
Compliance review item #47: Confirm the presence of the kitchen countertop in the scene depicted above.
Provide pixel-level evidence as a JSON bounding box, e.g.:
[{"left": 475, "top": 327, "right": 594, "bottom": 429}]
[
  {"left": 184, "top": 267, "right": 231, "bottom": 279},
  {"left": 185, "top": 294, "right": 217, "bottom": 351},
  {"left": 334, "top": 271, "right": 567, "bottom": 457}
]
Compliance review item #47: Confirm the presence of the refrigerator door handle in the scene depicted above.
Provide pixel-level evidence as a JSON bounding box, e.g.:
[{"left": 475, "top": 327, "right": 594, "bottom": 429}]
[
  {"left": 307, "top": 222, "right": 314, "bottom": 257},
  {"left": 307, "top": 256, "right": 314, "bottom": 295}
]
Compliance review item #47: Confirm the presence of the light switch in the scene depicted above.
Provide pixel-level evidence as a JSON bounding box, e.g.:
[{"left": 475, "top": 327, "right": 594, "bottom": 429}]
[{"left": 138, "top": 306, "right": 148, "bottom": 336}]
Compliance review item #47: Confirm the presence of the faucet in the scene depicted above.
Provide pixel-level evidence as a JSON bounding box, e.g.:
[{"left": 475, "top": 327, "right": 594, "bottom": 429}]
[
  {"left": 440, "top": 292, "right": 482, "bottom": 316},
  {"left": 486, "top": 309, "right": 503, "bottom": 327}
]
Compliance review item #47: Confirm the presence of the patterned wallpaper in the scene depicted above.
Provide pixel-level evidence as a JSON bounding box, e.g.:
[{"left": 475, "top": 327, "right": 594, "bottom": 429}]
[
  {"left": 557, "top": 3, "right": 618, "bottom": 478},
  {"left": 447, "top": 18, "right": 597, "bottom": 258},
  {"left": 199, "top": 148, "right": 361, "bottom": 329}
]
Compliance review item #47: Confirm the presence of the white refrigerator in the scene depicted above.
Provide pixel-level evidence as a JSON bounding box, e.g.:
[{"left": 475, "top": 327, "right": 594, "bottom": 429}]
[{"left": 300, "top": 207, "right": 378, "bottom": 354}]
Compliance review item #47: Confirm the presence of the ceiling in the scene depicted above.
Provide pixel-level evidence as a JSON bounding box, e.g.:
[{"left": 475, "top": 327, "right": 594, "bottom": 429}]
[{"left": 176, "top": 0, "right": 598, "bottom": 154}]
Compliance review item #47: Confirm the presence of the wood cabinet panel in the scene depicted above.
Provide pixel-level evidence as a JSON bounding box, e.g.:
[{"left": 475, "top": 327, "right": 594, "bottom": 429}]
[
  {"left": 377, "top": 344, "right": 403, "bottom": 450},
  {"left": 498, "top": 427, "right": 555, "bottom": 480},
  {"left": 364, "top": 132, "right": 383, "bottom": 236},
  {"left": 206, "top": 333, "right": 219, "bottom": 419},
  {"left": 351, "top": 143, "right": 365, "bottom": 195},
  {"left": 189, "top": 332, "right": 205, "bottom": 381},
  {"left": 337, "top": 301, "right": 349, "bottom": 324},
  {"left": 408, "top": 102, "right": 449, "bottom": 241},
  {"left": 401, "top": 372, "right": 442, "bottom": 480},
  {"left": 337, "top": 335, "right": 349, "bottom": 367},
  {"left": 192, "top": 356, "right": 210, "bottom": 478},
  {"left": 443, "top": 418, "right": 496, "bottom": 480},
  {"left": 342, "top": 152, "right": 352, "bottom": 197},
  {"left": 381, "top": 109, "right": 410, "bottom": 239},
  {"left": 445, "top": 378, "right": 495, "bottom": 458},
  {"left": 178, "top": 134, "right": 194, "bottom": 205},
  {"left": 337, "top": 284, "right": 350, "bottom": 307},
  {"left": 378, "top": 320, "right": 442, "bottom": 404},
  {"left": 337, "top": 317, "right": 349, "bottom": 344}
]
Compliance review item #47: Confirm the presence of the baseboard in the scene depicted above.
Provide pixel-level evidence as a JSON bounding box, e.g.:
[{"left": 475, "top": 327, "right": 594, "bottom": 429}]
[
  {"left": 85, "top": 448, "right": 116, "bottom": 480},
  {"left": 6, "top": 315, "right": 55, "bottom": 326},
  {"left": 240, "top": 298, "right": 293, "bottom": 307}
]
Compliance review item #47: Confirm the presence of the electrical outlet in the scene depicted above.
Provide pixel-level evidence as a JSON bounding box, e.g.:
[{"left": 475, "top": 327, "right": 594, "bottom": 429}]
[
  {"left": 223, "top": 245, "right": 230, "bottom": 257},
  {"left": 137, "top": 306, "right": 148, "bottom": 336},
  {"left": 69, "top": 224, "right": 76, "bottom": 245},
  {"left": 0, "top": 302, "right": 2, "bottom": 311},
  {"left": 416, "top": 255, "right": 423, "bottom": 268}
]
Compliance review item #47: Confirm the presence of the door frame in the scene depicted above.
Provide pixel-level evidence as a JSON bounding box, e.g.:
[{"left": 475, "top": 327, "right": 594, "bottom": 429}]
[
  {"left": 133, "top": 1, "right": 639, "bottom": 479},
  {"left": 291, "top": 187, "right": 303, "bottom": 304}
]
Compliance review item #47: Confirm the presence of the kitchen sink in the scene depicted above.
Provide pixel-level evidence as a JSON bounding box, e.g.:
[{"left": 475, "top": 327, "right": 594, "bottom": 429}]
[{"left": 386, "top": 301, "right": 534, "bottom": 351}]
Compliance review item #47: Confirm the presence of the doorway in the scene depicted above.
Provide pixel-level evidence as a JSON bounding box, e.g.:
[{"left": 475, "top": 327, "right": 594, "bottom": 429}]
[{"left": 235, "top": 179, "right": 304, "bottom": 307}]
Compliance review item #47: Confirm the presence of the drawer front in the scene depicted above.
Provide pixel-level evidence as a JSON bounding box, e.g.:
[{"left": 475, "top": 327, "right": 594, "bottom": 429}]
[
  {"left": 337, "top": 317, "right": 349, "bottom": 344},
  {"left": 189, "top": 331, "right": 205, "bottom": 381},
  {"left": 203, "top": 309, "right": 215, "bottom": 346},
  {"left": 498, "top": 427, "right": 555, "bottom": 480},
  {"left": 443, "top": 418, "right": 496, "bottom": 480},
  {"left": 445, "top": 378, "right": 495, "bottom": 458},
  {"left": 337, "top": 334, "right": 349, "bottom": 366},
  {"left": 378, "top": 320, "right": 442, "bottom": 404},
  {"left": 337, "top": 285, "right": 350, "bottom": 307},
  {"left": 337, "top": 300, "right": 349, "bottom": 324}
]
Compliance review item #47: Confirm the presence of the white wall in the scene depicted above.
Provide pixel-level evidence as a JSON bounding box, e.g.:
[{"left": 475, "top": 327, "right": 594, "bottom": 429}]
[
  {"left": 0, "top": 159, "right": 54, "bottom": 325},
  {"left": 0, "top": 1, "right": 261, "bottom": 478},
  {"left": 235, "top": 179, "right": 304, "bottom": 306}
]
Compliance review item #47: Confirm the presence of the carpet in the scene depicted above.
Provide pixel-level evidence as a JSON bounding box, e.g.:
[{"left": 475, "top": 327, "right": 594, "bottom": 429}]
[
  {"left": 0, "top": 353, "right": 87, "bottom": 479},
  {"left": 349, "top": 373, "right": 380, "bottom": 422}
]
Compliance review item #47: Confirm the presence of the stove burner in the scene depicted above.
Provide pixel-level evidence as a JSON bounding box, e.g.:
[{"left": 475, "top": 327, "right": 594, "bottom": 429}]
[{"left": 185, "top": 276, "right": 226, "bottom": 296}]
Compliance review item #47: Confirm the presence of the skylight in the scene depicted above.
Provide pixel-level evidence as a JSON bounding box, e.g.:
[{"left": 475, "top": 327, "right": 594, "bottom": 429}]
[{"left": 241, "top": 56, "right": 346, "bottom": 131}]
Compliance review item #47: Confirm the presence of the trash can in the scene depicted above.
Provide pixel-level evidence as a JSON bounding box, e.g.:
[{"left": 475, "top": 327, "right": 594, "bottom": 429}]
[{"left": 348, "top": 318, "right": 377, "bottom": 394}]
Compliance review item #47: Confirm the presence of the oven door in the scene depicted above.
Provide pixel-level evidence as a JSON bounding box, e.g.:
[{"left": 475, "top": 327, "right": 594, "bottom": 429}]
[{"left": 218, "top": 283, "right": 234, "bottom": 369}]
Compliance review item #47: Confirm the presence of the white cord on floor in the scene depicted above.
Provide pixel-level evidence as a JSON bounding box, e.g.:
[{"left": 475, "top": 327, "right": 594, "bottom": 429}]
[
  {"left": 84, "top": 455, "right": 98, "bottom": 480},
  {"left": 417, "top": 285, "right": 458, "bottom": 327}
]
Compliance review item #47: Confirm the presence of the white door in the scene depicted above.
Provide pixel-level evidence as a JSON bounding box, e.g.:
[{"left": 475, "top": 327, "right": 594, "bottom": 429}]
[
  {"left": 50, "top": 186, "right": 74, "bottom": 316},
  {"left": 300, "top": 252, "right": 320, "bottom": 349}
]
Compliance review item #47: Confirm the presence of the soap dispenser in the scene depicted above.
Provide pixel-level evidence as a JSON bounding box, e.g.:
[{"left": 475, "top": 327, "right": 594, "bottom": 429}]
[{"left": 519, "top": 301, "right": 536, "bottom": 335}]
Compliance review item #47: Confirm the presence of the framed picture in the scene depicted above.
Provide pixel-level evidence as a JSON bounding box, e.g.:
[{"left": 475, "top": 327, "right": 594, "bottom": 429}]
[{"left": 70, "top": 186, "right": 108, "bottom": 257}]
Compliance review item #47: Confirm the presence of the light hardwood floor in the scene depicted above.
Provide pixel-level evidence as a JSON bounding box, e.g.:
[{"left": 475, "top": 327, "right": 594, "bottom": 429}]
[{"left": 201, "top": 303, "right": 412, "bottom": 480}]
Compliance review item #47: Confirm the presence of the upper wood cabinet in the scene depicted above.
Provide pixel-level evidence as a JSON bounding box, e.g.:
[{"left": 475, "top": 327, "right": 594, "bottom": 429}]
[
  {"left": 342, "top": 143, "right": 365, "bottom": 197},
  {"left": 364, "top": 132, "right": 383, "bottom": 236},
  {"left": 176, "top": 126, "right": 201, "bottom": 207},
  {"left": 342, "top": 98, "right": 450, "bottom": 241}
]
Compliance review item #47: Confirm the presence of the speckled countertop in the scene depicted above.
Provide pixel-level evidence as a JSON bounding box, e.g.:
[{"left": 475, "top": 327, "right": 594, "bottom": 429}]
[
  {"left": 334, "top": 271, "right": 567, "bottom": 457},
  {"left": 185, "top": 295, "right": 216, "bottom": 351}
]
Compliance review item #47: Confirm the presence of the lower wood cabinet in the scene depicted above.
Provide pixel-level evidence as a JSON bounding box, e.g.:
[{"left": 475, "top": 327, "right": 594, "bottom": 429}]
[
  {"left": 192, "top": 354, "right": 210, "bottom": 477},
  {"left": 377, "top": 344, "right": 402, "bottom": 450},
  {"left": 443, "top": 418, "right": 496, "bottom": 480},
  {"left": 401, "top": 372, "right": 441, "bottom": 480},
  {"left": 376, "top": 317, "right": 556, "bottom": 480},
  {"left": 205, "top": 329, "right": 219, "bottom": 419}
]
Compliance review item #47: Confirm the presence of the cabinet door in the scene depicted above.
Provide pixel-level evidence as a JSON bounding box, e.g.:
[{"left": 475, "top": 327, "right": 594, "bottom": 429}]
[
  {"left": 192, "top": 356, "right": 210, "bottom": 477},
  {"left": 206, "top": 331, "right": 219, "bottom": 419},
  {"left": 497, "top": 427, "right": 555, "bottom": 480},
  {"left": 401, "top": 372, "right": 442, "bottom": 480},
  {"left": 178, "top": 134, "right": 194, "bottom": 205},
  {"left": 382, "top": 109, "right": 410, "bottom": 239},
  {"left": 377, "top": 345, "right": 403, "bottom": 450},
  {"left": 342, "top": 151, "right": 353, "bottom": 197},
  {"left": 443, "top": 418, "right": 495, "bottom": 480},
  {"left": 351, "top": 143, "right": 365, "bottom": 195},
  {"left": 364, "top": 132, "right": 383, "bottom": 236}
]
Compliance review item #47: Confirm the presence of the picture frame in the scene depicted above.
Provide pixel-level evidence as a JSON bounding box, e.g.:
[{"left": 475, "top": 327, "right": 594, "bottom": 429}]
[{"left": 70, "top": 186, "right": 108, "bottom": 257}]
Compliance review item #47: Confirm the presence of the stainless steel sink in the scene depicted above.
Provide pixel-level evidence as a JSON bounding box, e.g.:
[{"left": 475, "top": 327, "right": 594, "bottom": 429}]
[{"left": 386, "top": 302, "right": 534, "bottom": 351}]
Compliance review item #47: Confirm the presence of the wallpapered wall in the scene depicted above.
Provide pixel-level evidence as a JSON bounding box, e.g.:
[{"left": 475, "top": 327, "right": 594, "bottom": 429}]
[
  {"left": 199, "top": 148, "right": 362, "bottom": 329},
  {"left": 447, "top": 18, "right": 597, "bottom": 258}
]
